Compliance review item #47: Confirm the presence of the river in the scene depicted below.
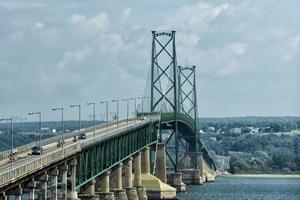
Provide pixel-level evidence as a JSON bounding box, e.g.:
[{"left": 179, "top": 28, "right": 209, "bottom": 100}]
[{"left": 177, "top": 176, "right": 300, "bottom": 200}]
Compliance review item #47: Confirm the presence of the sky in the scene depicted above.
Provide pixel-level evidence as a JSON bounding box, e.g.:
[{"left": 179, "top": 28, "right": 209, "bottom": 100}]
[{"left": 0, "top": 0, "right": 299, "bottom": 121}]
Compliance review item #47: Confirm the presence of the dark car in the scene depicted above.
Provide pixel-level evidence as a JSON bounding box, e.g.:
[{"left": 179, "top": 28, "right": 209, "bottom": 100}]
[
  {"left": 78, "top": 133, "right": 86, "bottom": 140},
  {"left": 31, "top": 146, "right": 44, "bottom": 155}
]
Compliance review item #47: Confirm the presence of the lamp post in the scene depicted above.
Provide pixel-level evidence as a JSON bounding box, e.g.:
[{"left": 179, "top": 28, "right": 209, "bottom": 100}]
[
  {"left": 100, "top": 101, "right": 109, "bottom": 132},
  {"left": 137, "top": 97, "right": 143, "bottom": 118},
  {"left": 28, "top": 112, "right": 42, "bottom": 147},
  {"left": 0, "top": 117, "right": 14, "bottom": 161},
  {"left": 122, "top": 98, "right": 129, "bottom": 125},
  {"left": 111, "top": 99, "right": 119, "bottom": 128},
  {"left": 87, "top": 102, "right": 96, "bottom": 137},
  {"left": 130, "top": 97, "right": 137, "bottom": 117},
  {"left": 52, "top": 107, "right": 64, "bottom": 144},
  {"left": 70, "top": 104, "right": 81, "bottom": 137}
]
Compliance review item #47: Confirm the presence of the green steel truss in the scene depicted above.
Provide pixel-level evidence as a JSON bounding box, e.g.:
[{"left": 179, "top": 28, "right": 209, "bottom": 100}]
[
  {"left": 150, "top": 30, "right": 180, "bottom": 172},
  {"left": 149, "top": 31, "right": 216, "bottom": 171},
  {"left": 76, "top": 122, "right": 157, "bottom": 189},
  {"left": 178, "top": 66, "right": 199, "bottom": 153}
]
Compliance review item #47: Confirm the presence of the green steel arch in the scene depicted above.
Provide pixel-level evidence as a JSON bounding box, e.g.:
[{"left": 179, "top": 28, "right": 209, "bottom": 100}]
[{"left": 160, "top": 113, "right": 216, "bottom": 170}]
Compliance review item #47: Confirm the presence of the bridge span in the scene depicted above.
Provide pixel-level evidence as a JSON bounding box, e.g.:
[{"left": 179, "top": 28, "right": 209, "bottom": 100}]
[{"left": 0, "top": 30, "right": 216, "bottom": 200}]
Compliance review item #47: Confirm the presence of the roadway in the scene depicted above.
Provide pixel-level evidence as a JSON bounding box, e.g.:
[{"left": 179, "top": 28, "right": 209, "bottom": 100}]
[{"left": 0, "top": 119, "right": 140, "bottom": 173}]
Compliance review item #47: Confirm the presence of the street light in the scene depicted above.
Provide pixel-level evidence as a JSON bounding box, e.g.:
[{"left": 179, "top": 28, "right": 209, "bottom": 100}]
[
  {"left": 111, "top": 99, "right": 119, "bottom": 128},
  {"left": 100, "top": 101, "right": 109, "bottom": 132},
  {"left": 52, "top": 107, "right": 64, "bottom": 144},
  {"left": 70, "top": 104, "right": 81, "bottom": 137},
  {"left": 28, "top": 112, "right": 42, "bottom": 147},
  {"left": 130, "top": 97, "right": 137, "bottom": 117},
  {"left": 0, "top": 117, "right": 14, "bottom": 161},
  {"left": 122, "top": 98, "right": 129, "bottom": 125},
  {"left": 87, "top": 102, "right": 96, "bottom": 137}
]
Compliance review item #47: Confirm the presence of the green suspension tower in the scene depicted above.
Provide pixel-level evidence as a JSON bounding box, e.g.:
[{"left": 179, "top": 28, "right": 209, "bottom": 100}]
[
  {"left": 150, "top": 30, "right": 180, "bottom": 172},
  {"left": 178, "top": 65, "right": 200, "bottom": 153}
]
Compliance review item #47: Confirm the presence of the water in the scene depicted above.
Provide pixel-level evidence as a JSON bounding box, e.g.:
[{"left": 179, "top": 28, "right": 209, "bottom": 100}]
[{"left": 177, "top": 176, "right": 300, "bottom": 200}]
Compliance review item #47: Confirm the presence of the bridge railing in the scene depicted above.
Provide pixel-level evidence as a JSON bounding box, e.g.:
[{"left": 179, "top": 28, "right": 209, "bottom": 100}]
[
  {"left": 0, "top": 118, "right": 136, "bottom": 161},
  {"left": 0, "top": 116, "right": 159, "bottom": 188},
  {"left": 0, "top": 143, "right": 80, "bottom": 188}
]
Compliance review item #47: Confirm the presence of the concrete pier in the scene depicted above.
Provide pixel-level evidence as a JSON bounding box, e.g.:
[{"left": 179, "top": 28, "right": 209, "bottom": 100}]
[
  {"left": 68, "top": 159, "right": 79, "bottom": 200},
  {"left": 80, "top": 180, "right": 99, "bottom": 200},
  {"left": 97, "top": 171, "right": 114, "bottom": 200},
  {"left": 167, "top": 172, "right": 186, "bottom": 192},
  {"left": 60, "top": 163, "right": 68, "bottom": 200},
  {"left": 181, "top": 152, "right": 205, "bottom": 185},
  {"left": 113, "top": 163, "right": 127, "bottom": 200},
  {"left": 141, "top": 145, "right": 176, "bottom": 199},
  {"left": 38, "top": 173, "right": 49, "bottom": 200},
  {"left": 26, "top": 179, "right": 37, "bottom": 200},
  {"left": 133, "top": 152, "right": 147, "bottom": 200},
  {"left": 49, "top": 168, "right": 59, "bottom": 200},
  {"left": 156, "top": 144, "right": 167, "bottom": 183},
  {"left": 123, "top": 157, "right": 138, "bottom": 200}
]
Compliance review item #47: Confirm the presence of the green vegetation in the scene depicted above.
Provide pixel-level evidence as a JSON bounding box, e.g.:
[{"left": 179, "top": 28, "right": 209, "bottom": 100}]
[{"left": 201, "top": 116, "right": 300, "bottom": 174}]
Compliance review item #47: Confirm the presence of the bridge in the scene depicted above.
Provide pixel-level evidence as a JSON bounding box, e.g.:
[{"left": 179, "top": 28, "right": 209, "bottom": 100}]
[{"left": 0, "top": 31, "right": 216, "bottom": 200}]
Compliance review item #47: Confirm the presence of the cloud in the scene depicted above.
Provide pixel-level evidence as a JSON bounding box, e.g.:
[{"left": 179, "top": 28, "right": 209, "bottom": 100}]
[
  {"left": 282, "top": 34, "right": 300, "bottom": 61},
  {"left": 227, "top": 42, "right": 248, "bottom": 56},
  {"left": 67, "top": 13, "right": 109, "bottom": 39},
  {"left": 167, "top": 2, "right": 230, "bottom": 32},
  {"left": 57, "top": 46, "right": 91, "bottom": 70},
  {"left": 0, "top": 0, "right": 44, "bottom": 11},
  {"left": 120, "top": 7, "right": 131, "bottom": 23},
  {"left": 31, "top": 22, "right": 44, "bottom": 30},
  {"left": 9, "top": 31, "right": 24, "bottom": 43}
]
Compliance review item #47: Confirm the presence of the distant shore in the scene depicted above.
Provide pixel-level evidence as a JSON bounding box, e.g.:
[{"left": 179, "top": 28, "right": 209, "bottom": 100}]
[{"left": 221, "top": 174, "right": 300, "bottom": 178}]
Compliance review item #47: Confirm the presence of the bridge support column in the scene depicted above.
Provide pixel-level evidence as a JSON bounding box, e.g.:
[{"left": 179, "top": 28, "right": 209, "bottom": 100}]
[
  {"left": 38, "top": 173, "right": 49, "bottom": 200},
  {"left": 26, "top": 179, "right": 37, "bottom": 200},
  {"left": 49, "top": 168, "right": 59, "bottom": 200},
  {"left": 68, "top": 159, "right": 79, "bottom": 200},
  {"left": 97, "top": 171, "right": 114, "bottom": 200},
  {"left": 133, "top": 152, "right": 147, "bottom": 200},
  {"left": 113, "top": 163, "right": 127, "bottom": 200},
  {"left": 79, "top": 180, "right": 99, "bottom": 200},
  {"left": 142, "top": 145, "right": 176, "bottom": 199},
  {"left": 60, "top": 163, "right": 68, "bottom": 200},
  {"left": 156, "top": 144, "right": 167, "bottom": 183},
  {"left": 123, "top": 157, "right": 138, "bottom": 200},
  {"left": 181, "top": 152, "right": 204, "bottom": 185},
  {"left": 6, "top": 185, "right": 22, "bottom": 200},
  {"left": 0, "top": 192, "right": 7, "bottom": 200},
  {"left": 167, "top": 173, "right": 186, "bottom": 192}
]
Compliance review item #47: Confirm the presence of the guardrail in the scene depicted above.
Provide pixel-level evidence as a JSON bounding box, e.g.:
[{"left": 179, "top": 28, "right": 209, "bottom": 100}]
[
  {"left": 0, "top": 118, "right": 136, "bottom": 161},
  {"left": 0, "top": 116, "right": 159, "bottom": 188},
  {"left": 0, "top": 143, "right": 80, "bottom": 188}
]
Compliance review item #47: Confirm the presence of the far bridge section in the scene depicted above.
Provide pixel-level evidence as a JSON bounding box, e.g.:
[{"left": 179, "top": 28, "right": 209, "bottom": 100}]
[{"left": 0, "top": 30, "right": 216, "bottom": 200}]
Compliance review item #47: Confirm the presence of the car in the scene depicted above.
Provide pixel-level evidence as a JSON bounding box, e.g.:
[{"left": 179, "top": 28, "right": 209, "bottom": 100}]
[
  {"left": 78, "top": 133, "right": 86, "bottom": 140},
  {"left": 31, "top": 146, "right": 44, "bottom": 155}
]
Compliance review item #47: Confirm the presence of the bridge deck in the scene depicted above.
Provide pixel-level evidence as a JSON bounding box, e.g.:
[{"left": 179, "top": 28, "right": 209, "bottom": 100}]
[{"left": 0, "top": 116, "right": 159, "bottom": 188}]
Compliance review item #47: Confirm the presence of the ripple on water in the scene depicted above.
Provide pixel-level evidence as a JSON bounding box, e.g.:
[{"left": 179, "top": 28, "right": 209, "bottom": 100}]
[{"left": 177, "top": 176, "right": 300, "bottom": 200}]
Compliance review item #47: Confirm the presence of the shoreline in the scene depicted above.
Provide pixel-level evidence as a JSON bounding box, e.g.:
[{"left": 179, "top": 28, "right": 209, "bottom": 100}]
[{"left": 221, "top": 174, "right": 300, "bottom": 178}]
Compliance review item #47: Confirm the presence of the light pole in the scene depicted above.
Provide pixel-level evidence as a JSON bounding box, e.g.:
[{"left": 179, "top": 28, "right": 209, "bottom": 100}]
[
  {"left": 0, "top": 117, "right": 14, "bottom": 161},
  {"left": 28, "top": 112, "right": 42, "bottom": 147},
  {"left": 87, "top": 102, "right": 96, "bottom": 137},
  {"left": 52, "top": 107, "right": 64, "bottom": 143},
  {"left": 137, "top": 97, "right": 145, "bottom": 118},
  {"left": 130, "top": 97, "right": 137, "bottom": 123},
  {"left": 70, "top": 104, "right": 81, "bottom": 137},
  {"left": 111, "top": 99, "right": 119, "bottom": 128},
  {"left": 100, "top": 101, "right": 109, "bottom": 132},
  {"left": 122, "top": 98, "right": 129, "bottom": 125}
]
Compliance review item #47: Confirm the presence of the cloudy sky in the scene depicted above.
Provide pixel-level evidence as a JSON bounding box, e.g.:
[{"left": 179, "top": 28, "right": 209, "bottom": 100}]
[{"left": 0, "top": 0, "right": 299, "bottom": 121}]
